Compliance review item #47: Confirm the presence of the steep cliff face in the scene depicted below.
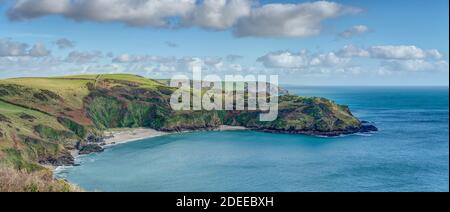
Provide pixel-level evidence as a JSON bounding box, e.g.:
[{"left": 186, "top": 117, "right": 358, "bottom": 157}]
[
  {"left": 224, "top": 95, "right": 362, "bottom": 136},
  {"left": 0, "top": 74, "right": 374, "bottom": 170}
]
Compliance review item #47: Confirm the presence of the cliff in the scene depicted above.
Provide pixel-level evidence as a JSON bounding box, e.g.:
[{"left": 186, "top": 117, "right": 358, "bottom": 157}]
[{"left": 0, "top": 74, "right": 376, "bottom": 171}]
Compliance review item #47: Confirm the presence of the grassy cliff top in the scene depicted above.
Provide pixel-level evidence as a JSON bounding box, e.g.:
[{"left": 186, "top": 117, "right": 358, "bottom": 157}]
[{"left": 0, "top": 73, "right": 368, "bottom": 189}]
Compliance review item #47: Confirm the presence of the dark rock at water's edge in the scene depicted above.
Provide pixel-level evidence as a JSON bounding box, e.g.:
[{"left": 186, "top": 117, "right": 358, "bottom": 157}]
[
  {"left": 39, "top": 151, "right": 75, "bottom": 166},
  {"left": 359, "top": 123, "right": 379, "bottom": 133},
  {"left": 86, "top": 134, "right": 105, "bottom": 143},
  {"left": 253, "top": 123, "right": 378, "bottom": 137},
  {"left": 0, "top": 74, "right": 382, "bottom": 175},
  {"left": 79, "top": 144, "right": 104, "bottom": 155}
]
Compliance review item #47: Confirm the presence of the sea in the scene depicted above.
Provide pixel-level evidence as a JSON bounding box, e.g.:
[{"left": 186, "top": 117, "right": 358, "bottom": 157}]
[{"left": 55, "top": 86, "right": 449, "bottom": 192}]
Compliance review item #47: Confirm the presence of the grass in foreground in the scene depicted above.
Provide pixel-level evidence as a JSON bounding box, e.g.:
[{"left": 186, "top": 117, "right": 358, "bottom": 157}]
[{"left": 0, "top": 165, "right": 82, "bottom": 192}]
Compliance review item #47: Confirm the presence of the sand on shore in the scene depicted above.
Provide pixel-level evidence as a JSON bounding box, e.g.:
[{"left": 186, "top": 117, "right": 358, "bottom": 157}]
[
  {"left": 215, "top": 125, "right": 249, "bottom": 131},
  {"left": 102, "top": 128, "right": 169, "bottom": 147},
  {"left": 103, "top": 125, "right": 248, "bottom": 147}
]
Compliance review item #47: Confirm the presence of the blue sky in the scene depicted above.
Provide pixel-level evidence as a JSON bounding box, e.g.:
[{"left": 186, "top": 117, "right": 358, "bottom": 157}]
[{"left": 0, "top": 0, "right": 448, "bottom": 85}]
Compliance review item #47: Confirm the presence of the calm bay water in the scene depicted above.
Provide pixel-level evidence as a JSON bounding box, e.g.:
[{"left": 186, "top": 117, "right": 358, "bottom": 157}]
[{"left": 56, "top": 87, "right": 449, "bottom": 192}]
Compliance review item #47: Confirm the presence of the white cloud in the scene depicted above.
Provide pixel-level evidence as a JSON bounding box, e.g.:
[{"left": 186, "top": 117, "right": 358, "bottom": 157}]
[
  {"left": 258, "top": 45, "right": 448, "bottom": 75},
  {"left": 426, "top": 49, "right": 443, "bottom": 60},
  {"left": 0, "top": 38, "right": 28, "bottom": 56},
  {"left": 8, "top": 0, "right": 197, "bottom": 27},
  {"left": 336, "top": 45, "right": 370, "bottom": 57},
  {"left": 8, "top": 0, "right": 361, "bottom": 38},
  {"left": 8, "top": 0, "right": 70, "bottom": 20},
  {"left": 109, "top": 53, "right": 255, "bottom": 75},
  {"left": 369, "top": 45, "right": 442, "bottom": 60},
  {"left": 112, "top": 54, "right": 145, "bottom": 63},
  {"left": 310, "top": 52, "right": 350, "bottom": 67},
  {"left": 335, "top": 45, "right": 443, "bottom": 60},
  {"left": 257, "top": 51, "right": 310, "bottom": 69},
  {"left": 226, "top": 54, "right": 243, "bottom": 62},
  {"left": 257, "top": 50, "right": 350, "bottom": 69},
  {"left": 188, "top": 0, "right": 252, "bottom": 30},
  {"left": 338, "top": 25, "right": 369, "bottom": 38},
  {"left": 112, "top": 54, "right": 179, "bottom": 64},
  {"left": 382, "top": 59, "right": 449, "bottom": 72},
  {"left": 66, "top": 51, "right": 103, "bottom": 63},
  {"left": 0, "top": 38, "right": 50, "bottom": 57},
  {"left": 234, "top": 1, "right": 361, "bottom": 38},
  {"left": 29, "top": 42, "right": 50, "bottom": 57},
  {"left": 0, "top": 56, "right": 62, "bottom": 75},
  {"left": 55, "top": 38, "right": 75, "bottom": 49}
]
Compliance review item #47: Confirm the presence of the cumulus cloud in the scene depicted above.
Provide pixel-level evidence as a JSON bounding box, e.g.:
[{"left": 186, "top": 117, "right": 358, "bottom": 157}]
[
  {"left": 109, "top": 53, "right": 253, "bottom": 75},
  {"left": 257, "top": 50, "right": 350, "bottom": 69},
  {"left": 310, "top": 52, "right": 350, "bottom": 67},
  {"left": 369, "top": 45, "right": 442, "bottom": 60},
  {"left": 111, "top": 54, "right": 155, "bottom": 63},
  {"left": 336, "top": 45, "right": 443, "bottom": 60},
  {"left": 336, "top": 45, "right": 370, "bottom": 57},
  {"left": 338, "top": 25, "right": 369, "bottom": 38},
  {"left": 257, "top": 51, "right": 310, "bottom": 69},
  {"left": 0, "top": 38, "right": 29, "bottom": 57},
  {"left": 7, "top": 0, "right": 361, "bottom": 38},
  {"left": 112, "top": 54, "right": 134, "bottom": 63},
  {"left": 234, "top": 1, "right": 361, "bottom": 38},
  {"left": 259, "top": 45, "right": 447, "bottom": 74},
  {"left": 188, "top": 0, "right": 252, "bottom": 30},
  {"left": 226, "top": 54, "right": 243, "bottom": 62},
  {"left": 382, "top": 59, "right": 449, "bottom": 72},
  {"left": 0, "top": 38, "right": 50, "bottom": 57},
  {"left": 66, "top": 51, "right": 103, "bottom": 63},
  {"left": 8, "top": 0, "right": 196, "bottom": 27},
  {"left": 8, "top": 0, "right": 70, "bottom": 20},
  {"left": 55, "top": 38, "right": 75, "bottom": 49},
  {"left": 29, "top": 42, "right": 51, "bottom": 57}
]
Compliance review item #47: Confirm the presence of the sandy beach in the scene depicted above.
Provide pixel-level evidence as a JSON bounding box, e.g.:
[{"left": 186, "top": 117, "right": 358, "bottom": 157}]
[
  {"left": 102, "top": 128, "right": 169, "bottom": 147},
  {"left": 215, "top": 125, "right": 249, "bottom": 131},
  {"left": 102, "top": 125, "right": 248, "bottom": 147}
]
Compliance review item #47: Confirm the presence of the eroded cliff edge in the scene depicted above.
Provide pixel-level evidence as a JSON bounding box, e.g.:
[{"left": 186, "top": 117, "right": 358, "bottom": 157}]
[{"left": 0, "top": 74, "right": 377, "bottom": 170}]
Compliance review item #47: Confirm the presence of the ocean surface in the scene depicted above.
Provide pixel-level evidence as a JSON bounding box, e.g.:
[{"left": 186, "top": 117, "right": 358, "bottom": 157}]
[{"left": 56, "top": 87, "right": 449, "bottom": 192}]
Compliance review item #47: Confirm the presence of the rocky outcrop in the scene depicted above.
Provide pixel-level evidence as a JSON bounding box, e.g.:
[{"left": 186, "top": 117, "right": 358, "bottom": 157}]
[
  {"left": 86, "top": 134, "right": 104, "bottom": 143},
  {"left": 39, "top": 150, "right": 75, "bottom": 166},
  {"left": 253, "top": 124, "right": 377, "bottom": 137},
  {"left": 359, "top": 122, "right": 379, "bottom": 133},
  {"left": 79, "top": 144, "right": 104, "bottom": 155},
  {"left": 0, "top": 74, "right": 379, "bottom": 172}
]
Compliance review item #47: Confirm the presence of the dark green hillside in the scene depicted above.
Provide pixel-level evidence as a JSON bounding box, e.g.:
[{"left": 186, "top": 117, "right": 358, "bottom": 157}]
[{"left": 0, "top": 74, "right": 374, "bottom": 184}]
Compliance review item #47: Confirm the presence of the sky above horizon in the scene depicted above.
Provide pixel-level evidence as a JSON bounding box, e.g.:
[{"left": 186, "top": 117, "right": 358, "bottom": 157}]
[{"left": 0, "top": 0, "right": 448, "bottom": 86}]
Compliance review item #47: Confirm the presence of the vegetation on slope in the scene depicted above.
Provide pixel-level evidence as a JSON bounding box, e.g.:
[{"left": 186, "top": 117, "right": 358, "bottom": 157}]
[
  {"left": 0, "top": 100, "right": 76, "bottom": 170},
  {"left": 0, "top": 73, "right": 373, "bottom": 191},
  {"left": 0, "top": 165, "right": 82, "bottom": 192}
]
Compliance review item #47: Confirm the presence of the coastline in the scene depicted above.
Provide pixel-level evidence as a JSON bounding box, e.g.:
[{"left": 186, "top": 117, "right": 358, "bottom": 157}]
[
  {"left": 101, "top": 125, "right": 248, "bottom": 148},
  {"left": 54, "top": 125, "right": 249, "bottom": 172},
  {"left": 53, "top": 124, "right": 374, "bottom": 179},
  {"left": 102, "top": 128, "right": 170, "bottom": 148}
]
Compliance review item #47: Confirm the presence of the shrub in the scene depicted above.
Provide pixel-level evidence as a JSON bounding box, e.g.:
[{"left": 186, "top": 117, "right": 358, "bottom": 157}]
[{"left": 0, "top": 165, "right": 82, "bottom": 192}]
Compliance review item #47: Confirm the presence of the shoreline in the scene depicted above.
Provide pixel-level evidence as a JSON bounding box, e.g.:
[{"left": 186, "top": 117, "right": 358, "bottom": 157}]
[
  {"left": 54, "top": 125, "right": 249, "bottom": 173},
  {"left": 53, "top": 124, "right": 375, "bottom": 175},
  {"left": 102, "top": 128, "right": 170, "bottom": 148},
  {"left": 102, "top": 125, "right": 249, "bottom": 148}
]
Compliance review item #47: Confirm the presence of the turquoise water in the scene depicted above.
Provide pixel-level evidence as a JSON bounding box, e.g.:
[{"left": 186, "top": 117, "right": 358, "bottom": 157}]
[{"left": 56, "top": 87, "right": 449, "bottom": 192}]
